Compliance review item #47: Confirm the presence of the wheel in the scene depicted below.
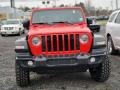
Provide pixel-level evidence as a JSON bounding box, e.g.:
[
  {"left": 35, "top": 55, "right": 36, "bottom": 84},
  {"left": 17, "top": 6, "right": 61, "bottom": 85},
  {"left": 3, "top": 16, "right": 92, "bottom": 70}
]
[
  {"left": 107, "top": 36, "right": 117, "bottom": 55},
  {"left": 89, "top": 56, "right": 111, "bottom": 82},
  {"left": 15, "top": 61, "right": 30, "bottom": 87}
]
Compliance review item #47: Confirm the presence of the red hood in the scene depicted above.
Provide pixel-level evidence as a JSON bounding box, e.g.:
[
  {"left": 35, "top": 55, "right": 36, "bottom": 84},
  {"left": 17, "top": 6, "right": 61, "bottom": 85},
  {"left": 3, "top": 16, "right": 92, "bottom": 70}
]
[{"left": 28, "top": 24, "right": 91, "bottom": 36}]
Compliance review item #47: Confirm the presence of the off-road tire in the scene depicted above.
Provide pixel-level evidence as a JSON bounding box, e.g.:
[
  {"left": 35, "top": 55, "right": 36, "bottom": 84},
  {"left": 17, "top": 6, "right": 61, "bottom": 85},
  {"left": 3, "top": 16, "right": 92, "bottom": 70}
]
[
  {"left": 89, "top": 56, "right": 111, "bottom": 82},
  {"left": 15, "top": 61, "right": 30, "bottom": 87},
  {"left": 107, "top": 36, "right": 117, "bottom": 55}
]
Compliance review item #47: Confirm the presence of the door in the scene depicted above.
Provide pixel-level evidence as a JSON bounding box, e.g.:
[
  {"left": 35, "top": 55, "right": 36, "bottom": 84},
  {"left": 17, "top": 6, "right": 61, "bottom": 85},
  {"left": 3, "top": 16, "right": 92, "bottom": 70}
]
[
  {"left": 113, "top": 12, "right": 120, "bottom": 48},
  {"left": 106, "top": 12, "right": 117, "bottom": 45}
]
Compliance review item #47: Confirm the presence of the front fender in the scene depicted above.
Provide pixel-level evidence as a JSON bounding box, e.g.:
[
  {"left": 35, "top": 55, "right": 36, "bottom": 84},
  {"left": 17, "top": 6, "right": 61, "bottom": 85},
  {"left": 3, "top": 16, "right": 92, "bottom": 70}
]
[
  {"left": 93, "top": 34, "right": 106, "bottom": 49},
  {"left": 15, "top": 37, "right": 29, "bottom": 53}
]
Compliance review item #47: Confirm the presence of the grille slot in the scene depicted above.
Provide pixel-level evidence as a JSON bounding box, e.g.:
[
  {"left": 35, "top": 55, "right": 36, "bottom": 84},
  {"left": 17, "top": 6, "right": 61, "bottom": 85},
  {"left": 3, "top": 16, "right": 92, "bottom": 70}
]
[
  {"left": 41, "top": 34, "right": 80, "bottom": 52},
  {"left": 47, "top": 36, "right": 52, "bottom": 52},
  {"left": 58, "top": 35, "right": 63, "bottom": 51},
  {"left": 41, "top": 36, "right": 46, "bottom": 52},
  {"left": 64, "top": 35, "right": 68, "bottom": 51},
  {"left": 70, "top": 34, "right": 74, "bottom": 50},
  {"left": 53, "top": 35, "right": 57, "bottom": 51},
  {"left": 76, "top": 34, "right": 80, "bottom": 50}
]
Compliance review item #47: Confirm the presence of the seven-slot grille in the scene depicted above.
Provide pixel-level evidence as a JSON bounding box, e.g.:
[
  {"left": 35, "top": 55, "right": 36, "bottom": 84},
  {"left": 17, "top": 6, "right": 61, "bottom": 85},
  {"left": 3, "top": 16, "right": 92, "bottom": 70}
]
[{"left": 41, "top": 34, "right": 80, "bottom": 52}]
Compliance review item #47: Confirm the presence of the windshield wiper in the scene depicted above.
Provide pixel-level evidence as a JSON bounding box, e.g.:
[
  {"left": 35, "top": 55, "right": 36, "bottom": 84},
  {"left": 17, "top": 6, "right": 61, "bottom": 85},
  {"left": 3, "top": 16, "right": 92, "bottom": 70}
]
[
  {"left": 33, "top": 22, "right": 52, "bottom": 25},
  {"left": 52, "top": 21, "right": 73, "bottom": 25}
]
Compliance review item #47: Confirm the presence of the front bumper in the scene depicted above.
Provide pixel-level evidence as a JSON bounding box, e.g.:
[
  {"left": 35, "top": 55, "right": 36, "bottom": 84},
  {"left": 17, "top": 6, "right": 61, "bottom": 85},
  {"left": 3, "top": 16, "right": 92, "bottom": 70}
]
[
  {"left": 1, "top": 30, "right": 19, "bottom": 35},
  {"left": 16, "top": 48, "right": 107, "bottom": 73}
]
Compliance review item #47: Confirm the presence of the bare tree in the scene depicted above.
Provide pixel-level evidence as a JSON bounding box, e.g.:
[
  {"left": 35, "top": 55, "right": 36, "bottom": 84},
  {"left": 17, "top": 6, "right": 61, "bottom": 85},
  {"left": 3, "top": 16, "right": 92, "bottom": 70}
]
[
  {"left": 59, "top": 4, "right": 64, "bottom": 7},
  {"left": 116, "top": 0, "right": 118, "bottom": 9},
  {"left": 75, "top": 2, "right": 89, "bottom": 16},
  {"left": 84, "top": 0, "right": 93, "bottom": 16}
]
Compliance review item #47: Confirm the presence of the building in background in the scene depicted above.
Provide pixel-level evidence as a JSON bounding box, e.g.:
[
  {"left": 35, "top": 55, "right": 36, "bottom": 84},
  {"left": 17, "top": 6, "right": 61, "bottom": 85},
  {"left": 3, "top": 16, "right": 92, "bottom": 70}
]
[{"left": 0, "top": 6, "right": 31, "bottom": 20}]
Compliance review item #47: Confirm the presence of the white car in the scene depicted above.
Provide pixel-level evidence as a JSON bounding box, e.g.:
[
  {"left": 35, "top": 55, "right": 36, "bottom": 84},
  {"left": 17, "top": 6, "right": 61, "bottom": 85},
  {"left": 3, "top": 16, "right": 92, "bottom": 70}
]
[
  {"left": 1, "top": 19, "right": 24, "bottom": 36},
  {"left": 106, "top": 9, "right": 120, "bottom": 54}
]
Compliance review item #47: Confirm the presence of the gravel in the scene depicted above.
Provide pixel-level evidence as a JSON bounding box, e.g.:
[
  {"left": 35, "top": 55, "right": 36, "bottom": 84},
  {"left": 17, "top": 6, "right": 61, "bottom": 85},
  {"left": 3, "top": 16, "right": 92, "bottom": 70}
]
[{"left": 0, "top": 29, "right": 120, "bottom": 90}]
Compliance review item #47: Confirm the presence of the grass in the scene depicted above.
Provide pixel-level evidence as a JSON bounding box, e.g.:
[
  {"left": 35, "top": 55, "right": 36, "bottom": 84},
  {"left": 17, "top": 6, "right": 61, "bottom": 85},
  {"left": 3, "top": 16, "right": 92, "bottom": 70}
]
[{"left": 97, "top": 20, "right": 108, "bottom": 26}]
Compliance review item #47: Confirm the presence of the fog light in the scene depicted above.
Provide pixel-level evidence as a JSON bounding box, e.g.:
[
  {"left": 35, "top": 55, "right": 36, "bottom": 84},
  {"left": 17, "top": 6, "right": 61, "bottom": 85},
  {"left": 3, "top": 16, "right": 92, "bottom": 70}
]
[
  {"left": 90, "top": 57, "right": 96, "bottom": 63},
  {"left": 28, "top": 61, "right": 33, "bottom": 66}
]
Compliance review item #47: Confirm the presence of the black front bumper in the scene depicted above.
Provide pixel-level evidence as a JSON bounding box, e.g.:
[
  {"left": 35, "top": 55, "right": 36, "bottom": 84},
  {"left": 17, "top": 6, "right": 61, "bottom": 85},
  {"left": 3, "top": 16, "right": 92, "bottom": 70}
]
[{"left": 15, "top": 48, "right": 107, "bottom": 73}]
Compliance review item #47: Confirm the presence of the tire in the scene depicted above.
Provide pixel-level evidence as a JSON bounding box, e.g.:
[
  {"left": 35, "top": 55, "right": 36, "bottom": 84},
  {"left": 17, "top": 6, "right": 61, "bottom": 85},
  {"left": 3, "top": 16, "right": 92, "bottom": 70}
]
[
  {"left": 107, "top": 36, "right": 117, "bottom": 55},
  {"left": 15, "top": 61, "right": 30, "bottom": 87},
  {"left": 89, "top": 56, "right": 111, "bottom": 82}
]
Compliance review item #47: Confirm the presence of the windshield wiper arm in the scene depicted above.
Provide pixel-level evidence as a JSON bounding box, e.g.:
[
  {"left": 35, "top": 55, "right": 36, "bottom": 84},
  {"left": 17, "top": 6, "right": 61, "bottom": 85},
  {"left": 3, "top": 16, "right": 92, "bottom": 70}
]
[
  {"left": 33, "top": 23, "right": 52, "bottom": 25},
  {"left": 52, "top": 21, "right": 73, "bottom": 25}
]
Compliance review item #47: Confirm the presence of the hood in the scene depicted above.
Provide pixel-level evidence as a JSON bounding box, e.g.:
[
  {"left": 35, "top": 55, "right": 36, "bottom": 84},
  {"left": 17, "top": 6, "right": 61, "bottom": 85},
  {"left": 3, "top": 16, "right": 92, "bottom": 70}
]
[
  {"left": 2, "top": 24, "right": 19, "bottom": 27},
  {"left": 28, "top": 24, "right": 91, "bottom": 36}
]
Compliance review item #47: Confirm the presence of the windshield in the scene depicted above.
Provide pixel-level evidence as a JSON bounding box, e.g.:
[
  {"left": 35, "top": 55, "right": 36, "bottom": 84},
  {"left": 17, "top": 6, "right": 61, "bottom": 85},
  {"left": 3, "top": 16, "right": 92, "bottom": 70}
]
[
  {"left": 32, "top": 9, "right": 84, "bottom": 24},
  {"left": 5, "top": 20, "right": 19, "bottom": 25}
]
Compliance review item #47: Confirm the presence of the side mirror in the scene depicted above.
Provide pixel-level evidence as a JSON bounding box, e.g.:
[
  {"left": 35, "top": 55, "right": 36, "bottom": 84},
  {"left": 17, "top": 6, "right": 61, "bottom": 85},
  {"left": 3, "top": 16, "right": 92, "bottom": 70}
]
[
  {"left": 86, "top": 18, "right": 100, "bottom": 32},
  {"left": 23, "top": 20, "right": 30, "bottom": 30},
  {"left": 88, "top": 24, "right": 100, "bottom": 32},
  {"left": 86, "top": 18, "right": 92, "bottom": 27}
]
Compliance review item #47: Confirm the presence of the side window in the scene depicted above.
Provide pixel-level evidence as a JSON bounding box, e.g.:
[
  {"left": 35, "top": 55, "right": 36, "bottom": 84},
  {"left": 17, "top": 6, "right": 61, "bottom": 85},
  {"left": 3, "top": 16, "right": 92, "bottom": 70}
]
[
  {"left": 109, "top": 13, "right": 117, "bottom": 22},
  {"left": 115, "top": 12, "right": 120, "bottom": 24}
]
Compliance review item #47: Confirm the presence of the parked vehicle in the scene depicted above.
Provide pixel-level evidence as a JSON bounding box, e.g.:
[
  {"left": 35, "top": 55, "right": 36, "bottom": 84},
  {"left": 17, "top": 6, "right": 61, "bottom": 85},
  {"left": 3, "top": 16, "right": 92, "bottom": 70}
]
[
  {"left": 87, "top": 17, "right": 100, "bottom": 32},
  {"left": 0, "top": 21, "right": 2, "bottom": 30},
  {"left": 104, "top": 16, "right": 109, "bottom": 20},
  {"left": 1, "top": 19, "right": 24, "bottom": 36},
  {"left": 106, "top": 9, "right": 120, "bottom": 54},
  {"left": 15, "top": 7, "right": 110, "bottom": 87},
  {"left": 0, "top": 22, "right": 2, "bottom": 33},
  {"left": 97, "top": 15, "right": 109, "bottom": 20}
]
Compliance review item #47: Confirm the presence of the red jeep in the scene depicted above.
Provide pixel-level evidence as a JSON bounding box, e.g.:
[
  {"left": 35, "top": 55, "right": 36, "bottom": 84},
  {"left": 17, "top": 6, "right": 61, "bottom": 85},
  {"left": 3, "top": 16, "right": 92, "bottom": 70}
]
[{"left": 15, "top": 7, "right": 110, "bottom": 87}]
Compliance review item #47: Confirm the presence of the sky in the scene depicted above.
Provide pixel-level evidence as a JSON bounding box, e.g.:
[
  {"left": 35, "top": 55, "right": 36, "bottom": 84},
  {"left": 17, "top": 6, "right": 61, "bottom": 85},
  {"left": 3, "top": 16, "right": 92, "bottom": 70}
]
[{"left": 0, "top": 0, "right": 119, "bottom": 10}]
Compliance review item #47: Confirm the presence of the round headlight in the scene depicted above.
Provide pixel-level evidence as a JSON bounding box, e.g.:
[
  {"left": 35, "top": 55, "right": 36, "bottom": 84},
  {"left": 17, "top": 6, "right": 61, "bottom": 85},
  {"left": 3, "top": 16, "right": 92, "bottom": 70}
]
[
  {"left": 32, "top": 37, "right": 41, "bottom": 46},
  {"left": 80, "top": 34, "right": 89, "bottom": 44}
]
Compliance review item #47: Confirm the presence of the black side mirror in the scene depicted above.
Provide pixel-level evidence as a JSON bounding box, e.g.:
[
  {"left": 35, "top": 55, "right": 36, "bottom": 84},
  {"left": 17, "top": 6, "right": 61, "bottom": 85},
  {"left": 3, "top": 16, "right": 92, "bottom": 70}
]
[
  {"left": 23, "top": 20, "right": 30, "bottom": 30},
  {"left": 86, "top": 18, "right": 92, "bottom": 27},
  {"left": 86, "top": 18, "right": 100, "bottom": 32}
]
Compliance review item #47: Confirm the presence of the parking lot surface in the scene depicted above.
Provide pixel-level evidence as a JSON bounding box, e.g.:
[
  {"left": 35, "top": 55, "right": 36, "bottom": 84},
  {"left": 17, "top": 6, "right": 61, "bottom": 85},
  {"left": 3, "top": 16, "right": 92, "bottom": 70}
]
[{"left": 0, "top": 27, "right": 120, "bottom": 90}]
